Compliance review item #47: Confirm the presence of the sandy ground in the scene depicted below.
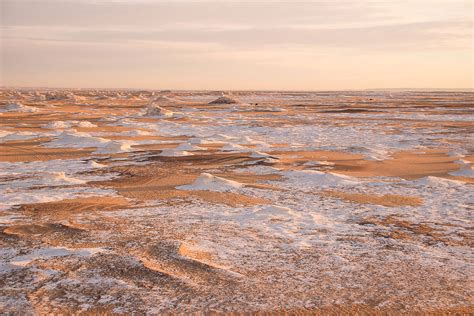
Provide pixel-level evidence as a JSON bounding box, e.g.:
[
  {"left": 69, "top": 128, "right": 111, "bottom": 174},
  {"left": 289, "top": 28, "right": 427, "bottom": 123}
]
[{"left": 0, "top": 89, "right": 473, "bottom": 314}]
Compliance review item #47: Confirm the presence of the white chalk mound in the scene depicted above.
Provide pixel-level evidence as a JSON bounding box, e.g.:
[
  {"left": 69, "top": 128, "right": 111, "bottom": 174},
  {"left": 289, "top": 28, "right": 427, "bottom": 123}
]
[
  {"left": 177, "top": 173, "right": 244, "bottom": 192},
  {"left": 93, "top": 141, "right": 134, "bottom": 154},
  {"left": 43, "top": 120, "right": 97, "bottom": 129},
  {"left": 232, "top": 205, "right": 303, "bottom": 227},
  {"left": 221, "top": 143, "right": 247, "bottom": 152},
  {"left": 282, "top": 170, "right": 359, "bottom": 187},
  {"left": 43, "top": 172, "right": 86, "bottom": 186},
  {"left": 414, "top": 176, "right": 464, "bottom": 186},
  {"left": 449, "top": 160, "right": 474, "bottom": 178},
  {"left": 10, "top": 247, "right": 106, "bottom": 267},
  {"left": 175, "top": 143, "right": 204, "bottom": 151},
  {"left": 158, "top": 148, "right": 193, "bottom": 157},
  {"left": 143, "top": 104, "right": 174, "bottom": 117},
  {"left": 252, "top": 205, "right": 298, "bottom": 221},
  {"left": 84, "top": 160, "right": 107, "bottom": 168},
  {"left": 450, "top": 167, "right": 474, "bottom": 178},
  {"left": 77, "top": 121, "right": 97, "bottom": 128},
  {"left": 1, "top": 102, "right": 38, "bottom": 113},
  {"left": 249, "top": 151, "right": 275, "bottom": 159},
  {"left": 44, "top": 121, "right": 73, "bottom": 129},
  {"left": 44, "top": 131, "right": 110, "bottom": 148},
  {"left": 208, "top": 96, "right": 239, "bottom": 105}
]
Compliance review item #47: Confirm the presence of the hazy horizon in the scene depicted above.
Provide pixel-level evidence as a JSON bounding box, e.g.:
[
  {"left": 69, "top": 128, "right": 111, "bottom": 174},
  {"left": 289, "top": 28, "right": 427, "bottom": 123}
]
[
  {"left": 2, "top": 85, "right": 474, "bottom": 92},
  {"left": 1, "top": 0, "right": 473, "bottom": 90}
]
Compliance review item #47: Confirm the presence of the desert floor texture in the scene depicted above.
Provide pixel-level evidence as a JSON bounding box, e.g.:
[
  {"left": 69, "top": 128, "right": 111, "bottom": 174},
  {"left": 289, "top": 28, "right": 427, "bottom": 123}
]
[{"left": 0, "top": 89, "right": 473, "bottom": 314}]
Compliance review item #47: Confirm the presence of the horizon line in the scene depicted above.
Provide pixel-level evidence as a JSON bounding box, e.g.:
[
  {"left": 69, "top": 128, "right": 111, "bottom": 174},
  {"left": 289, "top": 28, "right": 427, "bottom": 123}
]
[{"left": 1, "top": 85, "right": 473, "bottom": 93}]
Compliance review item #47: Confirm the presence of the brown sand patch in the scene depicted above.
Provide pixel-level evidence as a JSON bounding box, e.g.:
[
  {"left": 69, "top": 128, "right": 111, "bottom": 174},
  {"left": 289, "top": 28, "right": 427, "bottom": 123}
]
[
  {"left": 270, "top": 143, "right": 290, "bottom": 148},
  {"left": 195, "top": 142, "right": 225, "bottom": 150},
  {"left": 117, "top": 187, "right": 269, "bottom": 207},
  {"left": 107, "top": 135, "right": 188, "bottom": 142},
  {"left": 17, "top": 196, "right": 131, "bottom": 217},
  {"left": 0, "top": 126, "right": 48, "bottom": 133},
  {"left": 333, "top": 149, "right": 461, "bottom": 179},
  {"left": 3, "top": 223, "right": 84, "bottom": 237},
  {"left": 178, "top": 243, "right": 213, "bottom": 262},
  {"left": 0, "top": 112, "right": 43, "bottom": 122},
  {"left": 0, "top": 230, "right": 21, "bottom": 246},
  {"left": 269, "top": 149, "right": 462, "bottom": 179},
  {"left": 190, "top": 190, "right": 270, "bottom": 206},
  {"left": 214, "top": 171, "right": 283, "bottom": 190},
  {"left": 27, "top": 253, "right": 191, "bottom": 315},
  {"left": 131, "top": 143, "right": 182, "bottom": 151},
  {"left": 463, "top": 155, "right": 474, "bottom": 163},
  {"left": 412, "top": 120, "right": 474, "bottom": 130},
  {"left": 324, "top": 190, "right": 423, "bottom": 207},
  {"left": 95, "top": 163, "right": 274, "bottom": 205},
  {"left": 0, "top": 139, "right": 94, "bottom": 162},
  {"left": 274, "top": 304, "right": 474, "bottom": 315},
  {"left": 73, "top": 125, "right": 133, "bottom": 134},
  {"left": 269, "top": 150, "right": 363, "bottom": 171},
  {"left": 95, "top": 168, "right": 198, "bottom": 189},
  {"left": 245, "top": 183, "right": 283, "bottom": 190},
  {"left": 148, "top": 152, "right": 261, "bottom": 168},
  {"left": 358, "top": 215, "right": 472, "bottom": 247},
  {"left": 140, "top": 240, "right": 241, "bottom": 285}
]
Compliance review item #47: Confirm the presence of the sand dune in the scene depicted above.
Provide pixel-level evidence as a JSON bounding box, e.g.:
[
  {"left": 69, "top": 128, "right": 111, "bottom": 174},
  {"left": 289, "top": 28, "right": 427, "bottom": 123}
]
[{"left": 323, "top": 190, "right": 423, "bottom": 207}]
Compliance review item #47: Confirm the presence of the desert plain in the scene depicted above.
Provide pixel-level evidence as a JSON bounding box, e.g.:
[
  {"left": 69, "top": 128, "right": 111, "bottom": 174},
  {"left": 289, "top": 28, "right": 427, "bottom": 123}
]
[{"left": 0, "top": 89, "right": 473, "bottom": 314}]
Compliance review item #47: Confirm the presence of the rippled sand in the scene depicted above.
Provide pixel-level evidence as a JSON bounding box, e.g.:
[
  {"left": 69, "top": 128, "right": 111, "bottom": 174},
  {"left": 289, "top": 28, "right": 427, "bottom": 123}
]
[{"left": 1, "top": 89, "right": 473, "bottom": 314}]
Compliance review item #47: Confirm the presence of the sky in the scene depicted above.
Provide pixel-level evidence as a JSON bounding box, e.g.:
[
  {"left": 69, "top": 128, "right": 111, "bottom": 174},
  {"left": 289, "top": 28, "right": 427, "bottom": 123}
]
[{"left": 1, "top": 0, "right": 473, "bottom": 90}]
